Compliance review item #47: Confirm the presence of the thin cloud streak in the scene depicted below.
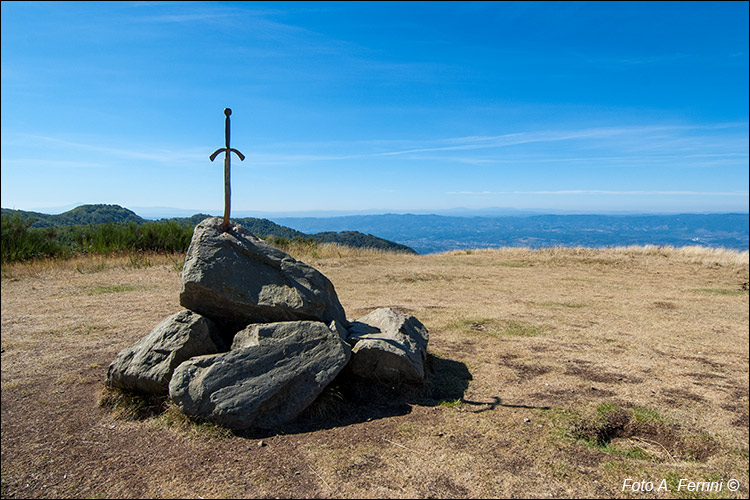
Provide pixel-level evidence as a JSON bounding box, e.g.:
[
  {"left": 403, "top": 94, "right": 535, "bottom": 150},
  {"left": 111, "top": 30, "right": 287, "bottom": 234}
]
[
  {"left": 448, "top": 190, "right": 749, "bottom": 197},
  {"left": 6, "top": 120, "right": 747, "bottom": 172},
  {"left": 0, "top": 158, "right": 111, "bottom": 170},
  {"left": 374, "top": 123, "right": 749, "bottom": 157},
  {"left": 9, "top": 134, "right": 207, "bottom": 164},
  {"left": 249, "top": 123, "right": 748, "bottom": 169}
]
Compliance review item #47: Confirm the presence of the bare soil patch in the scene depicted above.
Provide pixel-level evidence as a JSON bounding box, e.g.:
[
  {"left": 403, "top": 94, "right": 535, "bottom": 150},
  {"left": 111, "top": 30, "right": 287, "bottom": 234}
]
[{"left": 2, "top": 247, "right": 748, "bottom": 498}]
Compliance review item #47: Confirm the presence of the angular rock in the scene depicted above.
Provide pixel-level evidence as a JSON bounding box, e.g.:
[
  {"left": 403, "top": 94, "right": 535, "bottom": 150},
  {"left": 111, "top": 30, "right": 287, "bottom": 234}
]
[
  {"left": 106, "top": 310, "right": 225, "bottom": 394},
  {"left": 180, "top": 217, "right": 348, "bottom": 331},
  {"left": 346, "top": 307, "right": 429, "bottom": 383},
  {"left": 328, "top": 319, "right": 349, "bottom": 342},
  {"left": 169, "top": 320, "right": 351, "bottom": 431}
]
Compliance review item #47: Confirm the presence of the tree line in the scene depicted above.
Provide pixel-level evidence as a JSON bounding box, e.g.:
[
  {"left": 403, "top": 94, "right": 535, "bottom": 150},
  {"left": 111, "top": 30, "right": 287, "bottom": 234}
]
[
  {"left": 1, "top": 204, "right": 417, "bottom": 264},
  {"left": 1, "top": 214, "right": 194, "bottom": 263},
  {"left": 1, "top": 214, "right": 415, "bottom": 265}
]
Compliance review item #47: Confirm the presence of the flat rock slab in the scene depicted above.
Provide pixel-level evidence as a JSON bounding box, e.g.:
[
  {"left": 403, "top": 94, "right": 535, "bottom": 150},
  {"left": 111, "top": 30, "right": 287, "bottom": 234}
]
[
  {"left": 347, "top": 307, "right": 429, "bottom": 383},
  {"left": 106, "top": 310, "right": 225, "bottom": 395},
  {"left": 180, "top": 217, "right": 348, "bottom": 331},
  {"left": 169, "top": 320, "right": 351, "bottom": 431}
]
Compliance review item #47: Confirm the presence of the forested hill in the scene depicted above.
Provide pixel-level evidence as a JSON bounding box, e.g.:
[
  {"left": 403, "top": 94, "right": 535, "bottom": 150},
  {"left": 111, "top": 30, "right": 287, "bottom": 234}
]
[
  {"left": 1, "top": 205, "right": 417, "bottom": 254},
  {"left": 168, "top": 214, "right": 416, "bottom": 253},
  {"left": 2, "top": 204, "right": 147, "bottom": 227}
]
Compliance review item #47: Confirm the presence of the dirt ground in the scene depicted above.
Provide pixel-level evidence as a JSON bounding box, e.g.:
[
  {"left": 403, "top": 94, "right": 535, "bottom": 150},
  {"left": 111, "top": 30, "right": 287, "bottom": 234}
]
[{"left": 1, "top": 246, "right": 748, "bottom": 498}]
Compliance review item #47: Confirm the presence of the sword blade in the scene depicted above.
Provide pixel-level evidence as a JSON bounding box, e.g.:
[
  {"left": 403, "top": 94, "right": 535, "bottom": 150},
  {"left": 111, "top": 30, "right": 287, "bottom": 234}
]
[{"left": 223, "top": 150, "right": 231, "bottom": 229}]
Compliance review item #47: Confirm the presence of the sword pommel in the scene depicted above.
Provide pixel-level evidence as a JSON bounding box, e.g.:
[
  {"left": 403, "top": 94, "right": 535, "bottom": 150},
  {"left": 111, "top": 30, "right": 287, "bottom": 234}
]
[{"left": 224, "top": 109, "right": 231, "bottom": 149}]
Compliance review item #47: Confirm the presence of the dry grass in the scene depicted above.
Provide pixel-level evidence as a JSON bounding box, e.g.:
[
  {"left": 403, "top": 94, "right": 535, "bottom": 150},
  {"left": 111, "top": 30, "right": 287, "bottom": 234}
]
[{"left": 1, "top": 245, "right": 748, "bottom": 498}]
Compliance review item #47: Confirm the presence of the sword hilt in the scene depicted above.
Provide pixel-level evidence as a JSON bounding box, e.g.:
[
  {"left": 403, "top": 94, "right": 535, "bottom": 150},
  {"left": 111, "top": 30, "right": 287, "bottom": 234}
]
[
  {"left": 224, "top": 108, "right": 231, "bottom": 149},
  {"left": 209, "top": 107, "right": 244, "bottom": 162}
]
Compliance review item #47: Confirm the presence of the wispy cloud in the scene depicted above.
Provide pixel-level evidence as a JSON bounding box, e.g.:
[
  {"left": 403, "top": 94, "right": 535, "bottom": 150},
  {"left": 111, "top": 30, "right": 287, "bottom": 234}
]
[
  {"left": 133, "top": 4, "right": 341, "bottom": 51},
  {"left": 8, "top": 134, "right": 207, "bottom": 164},
  {"left": 5, "top": 121, "right": 747, "bottom": 173},
  {"left": 373, "top": 123, "right": 749, "bottom": 158},
  {"left": 448, "top": 190, "right": 749, "bottom": 197},
  {"left": 132, "top": 3, "right": 279, "bottom": 27},
  {"left": 245, "top": 122, "right": 748, "bottom": 172},
  {"left": 0, "top": 158, "right": 111, "bottom": 170},
  {"left": 579, "top": 53, "right": 692, "bottom": 67},
  {"left": 243, "top": 152, "right": 360, "bottom": 167},
  {"left": 136, "top": 12, "right": 235, "bottom": 24}
]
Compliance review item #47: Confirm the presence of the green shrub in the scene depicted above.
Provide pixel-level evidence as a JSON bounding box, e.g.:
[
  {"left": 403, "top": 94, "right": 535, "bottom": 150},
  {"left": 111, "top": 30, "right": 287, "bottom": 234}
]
[
  {"left": 1, "top": 214, "right": 67, "bottom": 263},
  {"left": 1, "top": 216, "right": 195, "bottom": 264}
]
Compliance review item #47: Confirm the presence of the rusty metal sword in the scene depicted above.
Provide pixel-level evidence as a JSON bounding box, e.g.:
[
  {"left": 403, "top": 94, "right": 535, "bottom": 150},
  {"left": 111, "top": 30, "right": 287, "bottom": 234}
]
[{"left": 210, "top": 108, "right": 245, "bottom": 232}]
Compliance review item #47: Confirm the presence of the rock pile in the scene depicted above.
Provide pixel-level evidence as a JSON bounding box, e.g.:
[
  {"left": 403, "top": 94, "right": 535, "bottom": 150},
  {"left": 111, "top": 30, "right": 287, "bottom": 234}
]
[{"left": 106, "top": 217, "right": 429, "bottom": 431}]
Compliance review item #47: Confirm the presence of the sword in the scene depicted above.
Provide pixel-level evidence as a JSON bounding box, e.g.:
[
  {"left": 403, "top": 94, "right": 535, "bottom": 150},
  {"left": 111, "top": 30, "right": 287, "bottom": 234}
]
[{"left": 210, "top": 108, "right": 245, "bottom": 232}]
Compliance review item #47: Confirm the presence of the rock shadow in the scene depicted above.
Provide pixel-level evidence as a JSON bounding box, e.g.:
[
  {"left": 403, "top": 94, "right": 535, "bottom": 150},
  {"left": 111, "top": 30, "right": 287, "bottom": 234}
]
[{"left": 237, "top": 353, "right": 473, "bottom": 439}]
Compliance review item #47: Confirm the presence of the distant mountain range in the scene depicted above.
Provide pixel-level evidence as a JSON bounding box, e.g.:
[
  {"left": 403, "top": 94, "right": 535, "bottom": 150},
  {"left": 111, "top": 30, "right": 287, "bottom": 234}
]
[
  {"left": 3, "top": 205, "right": 747, "bottom": 255},
  {"left": 272, "top": 213, "right": 750, "bottom": 254},
  {"left": 0, "top": 205, "right": 417, "bottom": 254}
]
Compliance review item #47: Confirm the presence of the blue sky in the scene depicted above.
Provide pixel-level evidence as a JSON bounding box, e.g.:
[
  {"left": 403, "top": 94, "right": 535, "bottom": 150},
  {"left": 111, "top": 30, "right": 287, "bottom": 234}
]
[{"left": 2, "top": 1, "right": 748, "bottom": 216}]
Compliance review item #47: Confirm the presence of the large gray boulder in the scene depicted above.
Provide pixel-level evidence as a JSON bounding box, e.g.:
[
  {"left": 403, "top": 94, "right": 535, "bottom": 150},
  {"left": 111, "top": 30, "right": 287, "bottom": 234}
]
[
  {"left": 346, "top": 308, "right": 429, "bottom": 383},
  {"left": 106, "top": 310, "right": 226, "bottom": 394},
  {"left": 180, "top": 217, "right": 348, "bottom": 331},
  {"left": 168, "top": 320, "right": 351, "bottom": 431}
]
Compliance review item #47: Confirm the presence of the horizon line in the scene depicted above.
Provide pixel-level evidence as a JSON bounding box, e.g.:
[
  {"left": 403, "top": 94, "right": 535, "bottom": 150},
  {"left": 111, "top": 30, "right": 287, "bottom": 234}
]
[{"left": 3, "top": 203, "right": 749, "bottom": 219}]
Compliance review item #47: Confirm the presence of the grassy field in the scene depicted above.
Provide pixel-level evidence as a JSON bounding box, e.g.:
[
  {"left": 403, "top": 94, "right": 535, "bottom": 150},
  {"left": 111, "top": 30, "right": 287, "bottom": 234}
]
[{"left": 1, "top": 245, "right": 748, "bottom": 498}]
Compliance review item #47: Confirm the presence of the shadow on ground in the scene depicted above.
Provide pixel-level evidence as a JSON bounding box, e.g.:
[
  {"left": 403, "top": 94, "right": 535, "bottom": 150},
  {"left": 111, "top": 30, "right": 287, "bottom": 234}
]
[{"left": 246, "top": 353, "right": 474, "bottom": 438}]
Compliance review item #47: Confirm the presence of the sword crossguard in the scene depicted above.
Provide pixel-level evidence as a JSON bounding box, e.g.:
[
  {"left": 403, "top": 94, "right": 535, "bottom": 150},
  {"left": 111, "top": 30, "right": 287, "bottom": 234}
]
[{"left": 210, "top": 148, "right": 245, "bottom": 162}]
